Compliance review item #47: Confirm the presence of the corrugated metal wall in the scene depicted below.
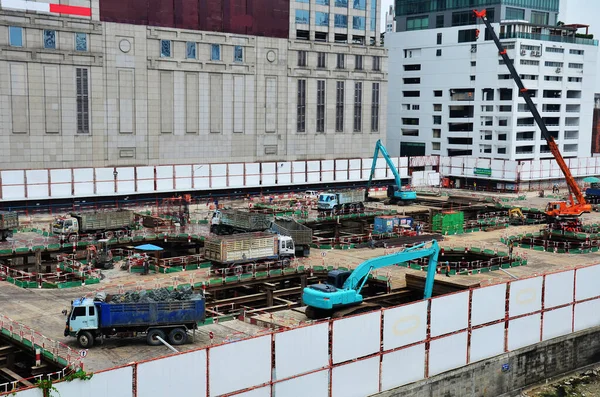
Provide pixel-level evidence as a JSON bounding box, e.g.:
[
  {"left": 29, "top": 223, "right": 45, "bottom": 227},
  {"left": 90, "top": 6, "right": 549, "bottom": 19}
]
[{"left": 100, "top": 0, "right": 290, "bottom": 39}]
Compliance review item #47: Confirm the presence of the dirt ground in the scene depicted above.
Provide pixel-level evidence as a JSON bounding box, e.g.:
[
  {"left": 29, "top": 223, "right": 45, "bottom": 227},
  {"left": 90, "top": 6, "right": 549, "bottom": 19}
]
[{"left": 524, "top": 367, "right": 600, "bottom": 397}]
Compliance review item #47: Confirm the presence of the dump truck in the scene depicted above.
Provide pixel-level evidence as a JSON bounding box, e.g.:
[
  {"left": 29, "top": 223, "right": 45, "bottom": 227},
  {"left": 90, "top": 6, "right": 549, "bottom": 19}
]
[
  {"left": 317, "top": 190, "right": 365, "bottom": 213},
  {"left": 0, "top": 211, "right": 19, "bottom": 241},
  {"left": 271, "top": 218, "right": 312, "bottom": 257},
  {"left": 53, "top": 210, "right": 135, "bottom": 242},
  {"left": 210, "top": 209, "right": 273, "bottom": 235},
  {"left": 64, "top": 292, "right": 205, "bottom": 348},
  {"left": 204, "top": 232, "right": 295, "bottom": 270}
]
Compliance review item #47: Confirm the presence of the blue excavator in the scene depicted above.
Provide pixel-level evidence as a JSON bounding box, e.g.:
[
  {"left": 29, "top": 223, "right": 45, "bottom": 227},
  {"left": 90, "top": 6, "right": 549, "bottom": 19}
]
[
  {"left": 303, "top": 240, "right": 440, "bottom": 319},
  {"left": 366, "top": 139, "right": 417, "bottom": 205}
]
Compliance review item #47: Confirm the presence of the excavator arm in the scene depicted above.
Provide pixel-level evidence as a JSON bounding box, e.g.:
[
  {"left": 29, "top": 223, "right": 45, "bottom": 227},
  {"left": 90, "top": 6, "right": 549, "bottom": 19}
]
[
  {"left": 344, "top": 240, "right": 440, "bottom": 298},
  {"left": 367, "top": 139, "right": 403, "bottom": 191},
  {"left": 474, "top": 10, "right": 589, "bottom": 214}
]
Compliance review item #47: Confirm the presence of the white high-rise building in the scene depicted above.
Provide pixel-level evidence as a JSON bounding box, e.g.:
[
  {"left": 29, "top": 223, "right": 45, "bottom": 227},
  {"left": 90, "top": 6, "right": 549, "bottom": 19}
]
[
  {"left": 385, "top": 5, "right": 396, "bottom": 33},
  {"left": 386, "top": 0, "right": 598, "bottom": 161}
]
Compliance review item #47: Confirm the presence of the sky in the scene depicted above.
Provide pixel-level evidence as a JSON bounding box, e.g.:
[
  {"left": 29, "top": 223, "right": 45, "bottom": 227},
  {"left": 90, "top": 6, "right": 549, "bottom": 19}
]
[{"left": 380, "top": 0, "right": 600, "bottom": 35}]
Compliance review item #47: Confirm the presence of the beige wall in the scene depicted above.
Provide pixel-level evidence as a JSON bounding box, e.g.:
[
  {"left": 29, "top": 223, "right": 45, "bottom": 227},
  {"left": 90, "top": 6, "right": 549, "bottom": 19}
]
[{"left": 0, "top": 8, "right": 387, "bottom": 170}]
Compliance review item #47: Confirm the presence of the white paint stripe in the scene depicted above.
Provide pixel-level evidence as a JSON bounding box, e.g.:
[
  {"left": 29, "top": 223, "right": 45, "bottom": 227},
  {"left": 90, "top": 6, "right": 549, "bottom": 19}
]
[{"left": 1, "top": 0, "right": 50, "bottom": 12}]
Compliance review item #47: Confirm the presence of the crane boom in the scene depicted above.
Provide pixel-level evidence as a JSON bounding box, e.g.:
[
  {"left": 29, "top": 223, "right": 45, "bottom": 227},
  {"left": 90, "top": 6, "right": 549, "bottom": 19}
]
[{"left": 474, "top": 10, "right": 589, "bottom": 216}]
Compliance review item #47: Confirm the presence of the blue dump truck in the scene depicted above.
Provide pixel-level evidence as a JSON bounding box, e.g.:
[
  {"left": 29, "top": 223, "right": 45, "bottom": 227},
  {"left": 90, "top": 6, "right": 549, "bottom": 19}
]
[{"left": 64, "top": 292, "right": 205, "bottom": 348}]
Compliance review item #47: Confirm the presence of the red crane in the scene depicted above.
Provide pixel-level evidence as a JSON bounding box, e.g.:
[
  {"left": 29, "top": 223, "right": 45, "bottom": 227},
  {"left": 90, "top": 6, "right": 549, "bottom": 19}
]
[{"left": 474, "top": 9, "right": 591, "bottom": 223}]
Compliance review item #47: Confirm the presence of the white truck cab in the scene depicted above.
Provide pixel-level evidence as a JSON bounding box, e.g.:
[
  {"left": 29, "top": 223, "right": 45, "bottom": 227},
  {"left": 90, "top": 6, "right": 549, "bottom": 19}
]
[
  {"left": 211, "top": 210, "right": 222, "bottom": 226},
  {"left": 53, "top": 217, "right": 79, "bottom": 237},
  {"left": 278, "top": 235, "right": 295, "bottom": 257},
  {"left": 65, "top": 298, "right": 98, "bottom": 339},
  {"left": 317, "top": 193, "right": 337, "bottom": 210}
]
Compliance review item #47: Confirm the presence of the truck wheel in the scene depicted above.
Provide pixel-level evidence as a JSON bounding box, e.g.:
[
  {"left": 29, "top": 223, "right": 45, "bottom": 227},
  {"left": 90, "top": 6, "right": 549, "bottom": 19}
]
[
  {"left": 146, "top": 329, "right": 166, "bottom": 346},
  {"left": 77, "top": 331, "right": 94, "bottom": 349},
  {"left": 168, "top": 328, "right": 188, "bottom": 345}
]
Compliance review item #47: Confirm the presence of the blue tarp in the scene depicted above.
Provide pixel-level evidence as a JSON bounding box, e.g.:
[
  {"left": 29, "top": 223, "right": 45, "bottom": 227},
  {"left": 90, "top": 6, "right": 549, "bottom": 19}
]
[{"left": 135, "top": 244, "right": 164, "bottom": 251}]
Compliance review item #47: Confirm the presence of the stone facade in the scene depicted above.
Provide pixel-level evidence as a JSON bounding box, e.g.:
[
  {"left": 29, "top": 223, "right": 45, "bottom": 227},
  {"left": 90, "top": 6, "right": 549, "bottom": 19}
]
[{"left": 0, "top": 0, "right": 387, "bottom": 170}]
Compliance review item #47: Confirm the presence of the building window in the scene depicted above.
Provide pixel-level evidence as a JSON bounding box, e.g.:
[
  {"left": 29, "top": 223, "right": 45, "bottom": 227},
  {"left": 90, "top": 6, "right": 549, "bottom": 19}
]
[
  {"left": 407, "top": 15, "right": 428, "bottom": 31},
  {"left": 337, "top": 53, "right": 345, "bottom": 69},
  {"left": 436, "top": 49, "right": 442, "bottom": 56},
  {"left": 336, "top": 81, "right": 344, "bottom": 132},
  {"left": 316, "top": 0, "right": 329, "bottom": 4},
  {"left": 436, "top": 14, "right": 444, "bottom": 28},
  {"left": 234, "top": 45, "right": 243, "bottom": 62},
  {"left": 470, "top": 75, "right": 476, "bottom": 81},
  {"left": 75, "top": 33, "right": 87, "bottom": 51},
  {"left": 317, "top": 52, "right": 326, "bottom": 68},
  {"left": 353, "top": 16, "right": 366, "bottom": 30},
  {"left": 334, "top": 14, "right": 348, "bottom": 28},
  {"left": 317, "top": 80, "right": 325, "bottom": 133},
  {"left": 297, "top": 80, "right": 306, "bottom": 133},
  {"left": 160, "top": 40, "right": 171, "bottom": 57},
  {"left": 434, "top": 104, "right": 442, "bottom": 111},
  {"left": 437, "top": 33, "right": 442, "bottom": 45},
  {"left": 371, "top": 83, "right": 380, "bottom": 132},
  {"left": 355, "top": 55, "right": 363, "bottom": 70},
  {"left": 335, "top": 0, "right": 348, "bottom": 6},
  {"left": 76, "top": 68, "right": 89, "bottom": 134},
  {"left": 451, "top": 11, "right": 475, "bottom": 26},
  {"left": 458, "top": 29, "right": 478, "bottom": 43},
  {"left": 316, "top": 12, "right": 329, "bottom": 26},
  {"left": 570, "top": 49, "right": 584, "bottom": 55},
  {"left": 546, "top": 47, "right": 564, "bottom": 53},
  {"left": 295, "top": 9, "right": 309, "bottom": 24},
  {"left": 433, "top": 115, "right": 441, "bottom": 125},
  {"left": 352, "top": 0, "right": 365, "bottom": 10},
  {"left": 298, "top": 50, "right": 307, "bottom": 67},
  {"left": 433, "top": 129, "right": 441, "bottom": 138},
  {"left": 505, "top": 7, "right": 525, "bottom": 20},
  {"left": 186, "top": 42, "right": 197, "bottom": 59},
  {"left": 211, "top": 44, "right": 221, "bottom": 61},
  {"left": 434, "top": 90, "right": 442, "bottom": 97},
  {"left": 43, "top": 30, "right": 56, "bottom": 49},
  {"left": 353, "top": 82, "right": 362, "bottom": 132},
  {"left": 9, "top": 26, "right": 23, "bottom": 47},
  {"left": 568, "top": 63, "right": 583, "bottom": 69},
  {"left": 372, "top": 56, "right": 381, "bottom": 71},
  {"left": 530, "top": 11, "right": 548, "bottom": 25},
  {"left": 432, "top": 142, "right": 441, "bottom": 150}
]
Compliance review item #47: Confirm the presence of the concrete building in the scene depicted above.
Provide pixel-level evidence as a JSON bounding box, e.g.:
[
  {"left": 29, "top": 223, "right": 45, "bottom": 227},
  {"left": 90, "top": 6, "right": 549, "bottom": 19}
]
[
  {"left": 385, "top": 5, "right": 395, "bottom": 33},
  {"left": 386, "top": 0, "right": 598, "bottom": 160},
  {"left": 0, "top": 0, "right": 386, "bottom": 170}
]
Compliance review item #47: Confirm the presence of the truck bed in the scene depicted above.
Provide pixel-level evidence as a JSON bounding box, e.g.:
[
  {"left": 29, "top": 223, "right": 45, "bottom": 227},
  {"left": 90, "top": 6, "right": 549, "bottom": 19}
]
[
  {"left": 98, "top": 300, "right": 205, "bottom": 328},
  {"left": 0, "top": 211, "right": 19, "bottom": 230},
  {"left": 220, "top": 209, "right": 273, "bottom": 231},
  {"left": 272, "top": 218, "right": 312, "bottom": 245},
  {"left": 337, "top": 190, "right": 365, "bottom": 205},
  {"left": 204, "top": 232, "right": 277, "bottom": 265},
  {"left": 73, "top": 210, "right": 134, "bottom": 232}
]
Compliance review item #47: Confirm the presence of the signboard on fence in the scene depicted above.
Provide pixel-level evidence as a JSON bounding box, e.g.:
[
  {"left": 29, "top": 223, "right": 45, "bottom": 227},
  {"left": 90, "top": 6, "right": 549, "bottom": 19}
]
[{"left": 474, "top": 168, "right": 492, "bottom": 176}]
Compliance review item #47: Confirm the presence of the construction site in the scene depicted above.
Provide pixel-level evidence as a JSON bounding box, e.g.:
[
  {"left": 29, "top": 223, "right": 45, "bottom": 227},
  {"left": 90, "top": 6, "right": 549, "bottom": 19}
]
[{"left": 0, "top": 1, "right": 599, "bottom": 396}]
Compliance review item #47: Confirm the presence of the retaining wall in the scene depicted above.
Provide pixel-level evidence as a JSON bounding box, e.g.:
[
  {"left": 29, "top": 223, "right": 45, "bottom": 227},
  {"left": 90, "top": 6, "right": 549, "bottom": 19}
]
[{"left": 375, "top": 326, "right": 600, "bottom": 397}]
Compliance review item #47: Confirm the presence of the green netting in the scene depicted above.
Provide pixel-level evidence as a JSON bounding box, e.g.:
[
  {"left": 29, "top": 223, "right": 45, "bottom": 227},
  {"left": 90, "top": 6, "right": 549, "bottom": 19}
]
[
  {"left": 255, "top": 271, "right": 268, "bottom": 278},
  {"left": 432, "top": 211, "right": 464, "bottom": 234},
  {"left": 269, "top": 269, "right": 282, "bottom": 276}
]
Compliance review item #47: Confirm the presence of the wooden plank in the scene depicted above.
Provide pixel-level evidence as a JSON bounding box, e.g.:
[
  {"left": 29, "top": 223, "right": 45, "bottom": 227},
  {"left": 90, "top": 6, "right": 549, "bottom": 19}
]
[{"left": 0, "top": 367, "right": 34, "bottom": 387}]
